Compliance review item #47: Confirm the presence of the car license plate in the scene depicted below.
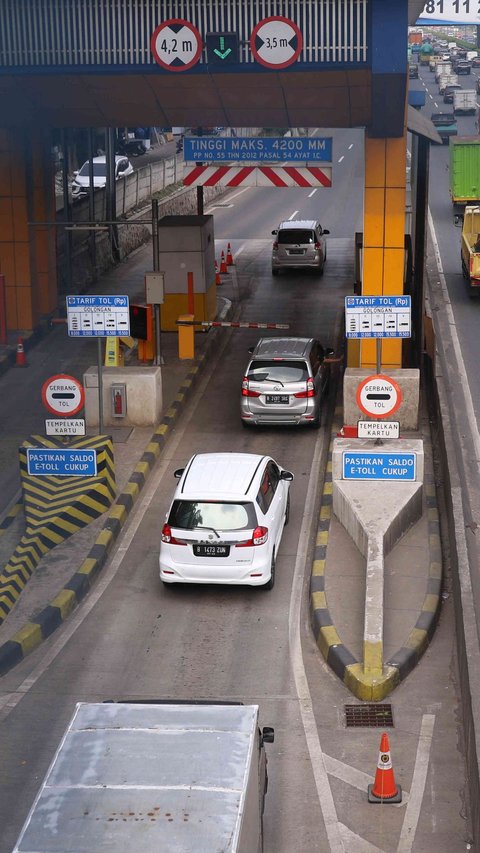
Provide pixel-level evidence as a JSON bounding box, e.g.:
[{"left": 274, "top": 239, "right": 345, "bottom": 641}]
[
  {"left": 193, "top": 544, "right": 230, "bottom": 557},
  {"left": 289, "top": 249, "right": 304, "bottom": 255},
  {"left": 266, "top": 394, "right": 289, "bottom": 404}
]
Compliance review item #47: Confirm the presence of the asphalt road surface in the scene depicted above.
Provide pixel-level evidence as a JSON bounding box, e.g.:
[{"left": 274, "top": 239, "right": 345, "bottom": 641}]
[{"left": 0, "top": 126, "right": 471, "bottom": 852}]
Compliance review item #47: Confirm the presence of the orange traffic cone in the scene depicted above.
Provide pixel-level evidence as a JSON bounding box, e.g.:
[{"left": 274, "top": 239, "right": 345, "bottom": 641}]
[
  {"left": 215, "top": 260, "right": 221, "bottom": 286},
  {"left": 368, "top": 732, "right": 402, "bottom": 803},
  {"left": 226, "top": 242, "right": 234, "bottom": 265},
  {"left": 220, "top": 250, "right": 227, "bottom": 274},
  {"left": 14, "top": 336, "right": 28, "bottom": 368}
]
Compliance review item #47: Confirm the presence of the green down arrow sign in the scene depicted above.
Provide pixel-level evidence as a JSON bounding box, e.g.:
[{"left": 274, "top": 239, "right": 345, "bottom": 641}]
[{"left": 206, "top": 33, "right": 239, "bottom": 65}]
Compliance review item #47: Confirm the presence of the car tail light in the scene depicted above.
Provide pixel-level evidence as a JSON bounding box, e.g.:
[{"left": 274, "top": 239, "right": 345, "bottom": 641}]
[
  {"left": 161, "top": 523, "right": 187, "bottom": 545},
  {"left": 235, "top": 526, "right": 268, "bottom": 547},
  {"left": 242, "top": 377, "right": 261, "bottom": 397},
  {"left": 273, "top": 240, "right": 278, "bottom": 249},
  {"left": 314, "top": 240, "right": 321, "bottom": 250},
  {"left": 294, "top": 377, "right": 315, "bottom": 398}
]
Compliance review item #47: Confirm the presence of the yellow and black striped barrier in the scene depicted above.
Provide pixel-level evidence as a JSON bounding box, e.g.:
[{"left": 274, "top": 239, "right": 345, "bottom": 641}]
[
  {"left": 0, "top": 435, "right": 115, "bottom": 624},
  {"left": 0, "top": 303, "right": 235, "bottom": 676}
]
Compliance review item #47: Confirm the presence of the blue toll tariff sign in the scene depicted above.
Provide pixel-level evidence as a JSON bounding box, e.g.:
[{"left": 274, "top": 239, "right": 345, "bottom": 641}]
[
  {"left": 343, "top": 452, "right": 416, "bottom": 481},
  {"left": 26, "top": 448, "right": 97, "bottom": 477}
]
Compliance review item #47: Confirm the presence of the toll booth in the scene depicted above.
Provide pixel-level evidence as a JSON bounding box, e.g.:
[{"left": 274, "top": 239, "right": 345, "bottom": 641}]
[{"left": 157, "top": 215, "right": 216, "bottom": 331}]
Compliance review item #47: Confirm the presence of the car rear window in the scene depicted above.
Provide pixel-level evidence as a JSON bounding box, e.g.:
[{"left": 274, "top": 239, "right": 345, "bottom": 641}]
[
  {"left": 168, "top": 500, "right": 257, "bottom": 531},
  {"left": 278, "top": 230, "right": 315, "bottom": 244},
  {"left": 247, "top": 359, "right": 309, "bottom": 383}
]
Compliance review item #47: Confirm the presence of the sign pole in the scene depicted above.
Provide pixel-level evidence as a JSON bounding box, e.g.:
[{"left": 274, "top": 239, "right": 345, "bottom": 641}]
[
  {"left": 98, "top": 338, "right": 104, "bottom": 434},
  {"left": 152, "top": 199, "right": 163, "bottom": 366},
  {"left": 376, "top": 338, "right": 381, "bottom": 375}
]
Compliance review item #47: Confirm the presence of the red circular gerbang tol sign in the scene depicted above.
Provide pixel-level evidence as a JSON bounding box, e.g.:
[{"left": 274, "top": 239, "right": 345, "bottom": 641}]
[
  {"left": 41, "top": 374, "right": 85, "bottom": 417},
  {"left": 356, "top": 374, "right": 402, "bottom": 419}
]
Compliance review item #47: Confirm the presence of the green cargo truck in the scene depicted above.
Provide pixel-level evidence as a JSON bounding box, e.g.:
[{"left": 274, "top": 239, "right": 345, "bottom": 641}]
[
  {"left": 419, "top": 43, "right": 434, "bottom": 65},
  {"left": 449, "top": 137, "right": 480, "bottom": 218}
]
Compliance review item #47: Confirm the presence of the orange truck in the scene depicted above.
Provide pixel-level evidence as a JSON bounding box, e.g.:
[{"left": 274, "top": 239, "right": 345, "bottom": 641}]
[{"left": 409, "top": 31, "right": 423, "bottom": 45}]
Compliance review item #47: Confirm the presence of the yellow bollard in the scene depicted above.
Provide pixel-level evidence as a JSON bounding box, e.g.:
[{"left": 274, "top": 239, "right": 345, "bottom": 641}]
[
  {"left": 104, "top": 337, "right": 124, "bottom": 367},
  {"left": 178, "top": 314, "right": 195, "bottom": 359}
]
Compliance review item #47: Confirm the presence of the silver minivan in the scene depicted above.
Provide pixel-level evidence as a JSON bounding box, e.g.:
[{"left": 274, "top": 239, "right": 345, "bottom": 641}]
[
  {"left": 240, "top": 337, "right": 333, "bottom": 427},
  {"left": 271, "top": 219, "right": 329, "bottom": 275}
]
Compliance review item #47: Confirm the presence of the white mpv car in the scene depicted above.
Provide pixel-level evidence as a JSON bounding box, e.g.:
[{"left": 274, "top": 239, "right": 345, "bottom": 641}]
[{"left": 160, "top": 453, "right": 293, "bottom": 589}]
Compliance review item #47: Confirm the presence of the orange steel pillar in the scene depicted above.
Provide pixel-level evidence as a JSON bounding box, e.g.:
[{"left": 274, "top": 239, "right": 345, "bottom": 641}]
[
  {"left": 0, "top": 128, "right": 57, "bottom": 333},
  {"left": 356, "top": 129, "right": 407, "bottom": 370}
]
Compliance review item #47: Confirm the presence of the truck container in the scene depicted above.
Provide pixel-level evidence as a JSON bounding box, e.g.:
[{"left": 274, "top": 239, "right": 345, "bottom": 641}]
[
  {"left": 453, "top": 89, "right": 476, "bottom": 115},
  {"left": 450, "top": 138, "right": 480, "bottom": 216},
  {"left": 438, "top": 72, "right": 458, "bottom": 94},
  {"left": 408, "top": 31, "right": 423, "bottom": 46},
  {"left": 11, "top": 701, "right": 275, "bottom": 853},
  {"left": 408, "top": 89, "right": 426, "bottom": 110},
  {"left": 435, "top": 62, "right": 451, "bottom": 81},
  {"left": 431, "top": 112, "right": 458, "bottom": 145},
  {"left": 461, "top": 206, "right": 480, "bottom": 294}
]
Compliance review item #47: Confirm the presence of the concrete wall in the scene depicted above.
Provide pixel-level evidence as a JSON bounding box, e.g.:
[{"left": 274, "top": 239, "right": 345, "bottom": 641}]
[{"left": 83, "top": 366, "right": 162, "bottom": 428}]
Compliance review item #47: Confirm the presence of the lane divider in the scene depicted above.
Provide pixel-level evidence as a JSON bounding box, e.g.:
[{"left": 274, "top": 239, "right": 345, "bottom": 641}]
[
  {"left": 0, "top": 436, "right": 115, "bottom": 624},
  {"left": 310, "top": 408, "right": 442, "bottom": 700},
  {"left": 0, "top": 310, "right": 233, "bottom": 676}
]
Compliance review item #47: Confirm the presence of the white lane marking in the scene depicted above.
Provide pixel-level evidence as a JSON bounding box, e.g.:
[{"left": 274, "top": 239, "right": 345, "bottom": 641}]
[
  {"left": 434, "top": 102, "right": 438, "bottom": 107},
  {"left": 205, "top": 187, "right": 251, "bottom": 212},
  {"left": 288, "top": 431, "right": 344, "bottom": 852},
  {"left": 397, "top": 715, "right": 436, "bottom": 852},
  {"left": 308, "top": 188, "right": 318, "bottom": 198},
  {"left": 225, "top": 187, "right": 251, "bottom": 202},
  {"left": 348, "top": 144, "right": 354, "bottom": 150},
  {"left": 339, "top": 824, "right": 385, "bottom": 852},
  {"left": 288, "top": 210, "right": 299, "bottom": 220},
  {"left": 0, "top": 337, "right": 233, "bottom": 718},
  {"left": 323, "top": 754, "right": 409, "bottom": 804},
  {"left": 427, "top": 209, "right": 480, "bottom": 462},
  {"left": 338, "top": 155, "right": 345, "bottom": 163}
]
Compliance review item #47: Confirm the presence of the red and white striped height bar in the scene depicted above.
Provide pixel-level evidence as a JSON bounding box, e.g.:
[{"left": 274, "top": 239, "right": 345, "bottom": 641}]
[
  {"left": 176, "top": 320, "right": 290, "bottom": 329},
  {"left": 183, "top": 165, "right": 332, "bottom": 188}
]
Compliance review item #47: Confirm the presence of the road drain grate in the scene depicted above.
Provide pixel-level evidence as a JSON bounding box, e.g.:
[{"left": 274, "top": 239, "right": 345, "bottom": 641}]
[{"left": 345, "top": 704, "right": 394, "bottom": 727}]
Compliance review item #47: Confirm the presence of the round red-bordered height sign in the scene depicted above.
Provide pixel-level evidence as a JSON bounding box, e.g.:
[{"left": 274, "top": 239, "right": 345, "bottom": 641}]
[
  {"left": 41, "top": 374, "right": 85, "bottom": 417},
  {"left": 151, "top": 19, "right": 203, "bottom": 72},
  {"left": 356, "top": 374, "right": 402, "bottom": 419},
  {"left": 250, "top": 16, "right": 303, "bottom": 69}
]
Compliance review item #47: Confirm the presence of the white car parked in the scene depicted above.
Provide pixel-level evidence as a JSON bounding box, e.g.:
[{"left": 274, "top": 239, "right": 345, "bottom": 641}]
[
  {"left": 71, "top": 155, "right": 133, "bottom": 198},
  {"left": 160, "top": 453, "right": 293, "bottom": 589}
]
